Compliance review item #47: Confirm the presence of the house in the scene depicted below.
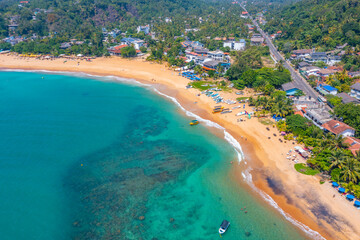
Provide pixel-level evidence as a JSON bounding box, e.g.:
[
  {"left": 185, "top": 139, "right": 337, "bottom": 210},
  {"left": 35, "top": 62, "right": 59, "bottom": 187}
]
[
  {"left": 349, "top": 71, "right": 360, "bottom": 78},
  {"left": 317, "top": 69, "right": 337, "bottom": 78},
  {"left": 304, "top": 107, "right": 332, "bottom": 126},
  {"left": 181, "top": 41, "right": 204, "bottom": 48},
  {"left": 223, "top": 41, "right": 232, "bottom": 49},
  {"left": 203, "top": 60, "right": 220, "bottom": 71},
  {"left": 137, "top": 25, "right": 150, "bottom": 35},
  {"left": 60, "top": 42, "right": 72, "bottom": 49},
  {"left": 121, "top": 38, "right": 144, "bottom": 50},
  {"left": 327, "top": 55, "right": 341, "bottom": 66},
  {"left": 308, "top": 52, "right": 327, "bottom": 63},
  {"left": 301, "top": 66, "right": 320, "bottom": 78},
  {"left": 297, "top": 61, "right": 310, "bottom": 69},
  {"left": 319, "top": 84, "right": 338, "bottom": 95},
  {"left": 322, "top": 120, "right": 355, "bottom": 137},
  {"left": 344, "top": 137, "right": 360, "bottom": 156},
  {"left": 223, "top": 39, "right": 246, "bottom": 51},
  {"left": 250, "top": 36, "right": 264, "bottom": 46},
  {"left": 208, "top": 50, "right": 225, "bottom": 61},
  {"left": 108, "top": 44, "right": 128, "bottom": 56},
  {"left": 291, "top": 49, "right": 313, "bottom": 60},
  {"left": 241, "top": 11, "right": 249, "bottom": 18},
  {"left": 234, "top": 40, "right": 246, "bottom": 50},
  {"left": 336, "top": 92, "right": 360, "bottom": 105},
  {"left": 350, "top": 83, "right": 360, "bottom": 100},
  {"left": 282, "top": 82, "right": 302, "bottom": 96},
  {"left": 193, "top": 47, "right": 209, "bottom": 55},
  {"left": 195, "top": 55, "right": 207, "bottom": 66}
]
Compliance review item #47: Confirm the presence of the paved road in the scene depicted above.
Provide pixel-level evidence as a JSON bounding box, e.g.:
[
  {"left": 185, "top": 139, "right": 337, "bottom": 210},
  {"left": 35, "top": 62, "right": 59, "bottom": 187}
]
[{"left": 242, "top": 6, "right": 319, "bottom": 100}]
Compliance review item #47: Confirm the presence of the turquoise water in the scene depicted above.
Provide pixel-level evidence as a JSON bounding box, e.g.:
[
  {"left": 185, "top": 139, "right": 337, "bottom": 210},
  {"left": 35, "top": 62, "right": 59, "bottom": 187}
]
[{"left": 0, "top": 71, "right": 308, "bottom": 239}]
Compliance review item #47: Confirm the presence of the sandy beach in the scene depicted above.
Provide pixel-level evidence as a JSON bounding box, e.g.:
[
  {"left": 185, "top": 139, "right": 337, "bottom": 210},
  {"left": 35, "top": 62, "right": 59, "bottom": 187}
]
[{"left": 1, "top": 54, "right": 359, "bottom": 240}]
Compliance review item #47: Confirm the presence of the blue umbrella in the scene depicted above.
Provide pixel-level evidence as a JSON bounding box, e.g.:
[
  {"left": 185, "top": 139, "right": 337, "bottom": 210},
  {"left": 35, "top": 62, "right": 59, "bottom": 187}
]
[
  {"left": 354, "top": 200, "right": 360, "bottom": 207},
  {"left": 332, "top": 182, "right": 339, "bottom": 187},
  {"left": 346, "top": 195, "right": 355, "bottom": 200},
  {"left": 338, "top": 187, "right": 345, "bottom": 193}
]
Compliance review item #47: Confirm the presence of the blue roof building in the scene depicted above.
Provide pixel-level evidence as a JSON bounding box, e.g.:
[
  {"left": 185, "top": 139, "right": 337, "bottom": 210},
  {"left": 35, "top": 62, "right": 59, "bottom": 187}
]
[{"left": 319, "top": 84, "right": 338, "bottom": 95}]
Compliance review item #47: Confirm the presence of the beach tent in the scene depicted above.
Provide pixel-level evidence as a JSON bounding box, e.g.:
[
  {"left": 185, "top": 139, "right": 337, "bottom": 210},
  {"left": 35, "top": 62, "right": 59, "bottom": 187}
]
[
  {"left": 77, "top": 54, "right": 84, "bottom": 57},
  {"left": 338, "top": 188, "right": 346, "bottom": 193},
  {"left": 346, "top": 195, "right": 355, "bottom": 200},
  {"left": 354, "top": 200, "right": 360, "bottom": 207},
  {"left": 332, "top": 182, "right": 339, "bottom": 187}
]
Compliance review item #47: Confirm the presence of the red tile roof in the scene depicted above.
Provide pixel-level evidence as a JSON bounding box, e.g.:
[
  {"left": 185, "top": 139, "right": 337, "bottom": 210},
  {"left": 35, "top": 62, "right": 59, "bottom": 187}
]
[
  {"left": 294, "top": 111, "right": 304, "bottom": 117},
  {"left": 114, "top": 44, "right": 128, "bottom": 50},
  {"left": 322, "top": 120, "right": 355, "bottom": 135},
  {"left": 344, "top": 137, "right": 360, "bottom": 156}
]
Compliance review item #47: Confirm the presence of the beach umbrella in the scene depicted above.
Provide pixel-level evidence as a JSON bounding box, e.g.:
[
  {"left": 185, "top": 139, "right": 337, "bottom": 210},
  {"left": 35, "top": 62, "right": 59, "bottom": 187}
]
[
  {"left": 346, "top": 195, "right": 355, "bottom": 200},
  {"left": 338, "top": 187, "right": 345, "bottom": 193},
  {"left": 332, "top": 182, "right": 339, "bottom": 187},
  {"left": 355, "top": 200, "right": 360, "bottom": 207}
]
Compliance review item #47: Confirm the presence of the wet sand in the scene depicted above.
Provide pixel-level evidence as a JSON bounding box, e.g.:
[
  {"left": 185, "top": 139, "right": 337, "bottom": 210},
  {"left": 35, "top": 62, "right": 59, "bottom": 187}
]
[{"left": 1, "top": 54, "right": 360, "bottom": 240}]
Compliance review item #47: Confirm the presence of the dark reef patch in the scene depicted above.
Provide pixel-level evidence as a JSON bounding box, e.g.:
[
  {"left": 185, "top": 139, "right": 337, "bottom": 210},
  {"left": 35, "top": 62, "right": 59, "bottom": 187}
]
[{"left": 63, "top": 105, "right": 210, "bottom": 239}]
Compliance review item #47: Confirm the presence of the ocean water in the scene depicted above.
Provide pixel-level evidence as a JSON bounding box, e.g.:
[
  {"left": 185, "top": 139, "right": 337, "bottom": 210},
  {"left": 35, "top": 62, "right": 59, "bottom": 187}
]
[{"left": 0, "top": 71, "right": 309, "bottom": 240}]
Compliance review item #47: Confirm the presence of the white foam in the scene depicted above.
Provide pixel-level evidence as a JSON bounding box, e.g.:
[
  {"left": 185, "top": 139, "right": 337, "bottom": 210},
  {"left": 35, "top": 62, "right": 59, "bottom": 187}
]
[
  {"left": 242, "top": 169, "right": 326, "bottom": 240},
  {"left": 152, "top": 88, "right": 244, "bottom": 163}
]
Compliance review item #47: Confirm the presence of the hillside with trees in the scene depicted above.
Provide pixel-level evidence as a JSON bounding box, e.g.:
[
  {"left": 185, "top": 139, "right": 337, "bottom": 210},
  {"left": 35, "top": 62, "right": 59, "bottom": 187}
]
[{"left": 263, "top": 0, "right": 360, "bottom": 50}]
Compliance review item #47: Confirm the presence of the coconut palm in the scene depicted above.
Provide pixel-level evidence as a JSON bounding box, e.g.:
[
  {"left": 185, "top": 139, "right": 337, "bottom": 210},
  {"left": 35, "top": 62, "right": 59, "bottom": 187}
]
[
  {"left": 341, "top": 157, "right": 360, "bottom": 183},
  {"left": 329, "top": 149, "right": 346, "bottom": 169}
]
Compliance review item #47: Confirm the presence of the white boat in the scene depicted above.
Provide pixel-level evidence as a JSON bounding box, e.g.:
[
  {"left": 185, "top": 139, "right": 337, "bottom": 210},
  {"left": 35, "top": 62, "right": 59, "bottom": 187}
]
[{"left": 219, "top": 220, "right": 230, "bottom": 234}]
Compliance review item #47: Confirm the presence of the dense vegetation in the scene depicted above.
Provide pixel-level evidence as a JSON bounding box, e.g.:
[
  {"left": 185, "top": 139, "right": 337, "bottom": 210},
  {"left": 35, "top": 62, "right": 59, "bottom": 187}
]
[
  {"left": 248, "top": 90, "right": 293, "bottom": 117},
  {"left": 226, "top": 47, "right": 291, "bottom": 92},
  {"left": 0, "top": 0, "right": 250, "bottom": 56},
  {"left": 263, "top": 0, "right": 360, "bottom": 51},
  {"left": 334, "top": 103, "right": 360, "bottom": 137},
  {"left": 275, "top": 114, "right": 360, "bottom": 197}
]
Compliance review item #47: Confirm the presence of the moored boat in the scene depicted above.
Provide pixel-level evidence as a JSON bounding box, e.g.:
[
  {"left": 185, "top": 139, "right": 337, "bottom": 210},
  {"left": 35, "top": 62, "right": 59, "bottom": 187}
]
[
  {"left": 219, "top": 220, "right": 230, "bottom": 234},
  {"left": 189, "top": 120, "right": 199, "bottom": 126}
]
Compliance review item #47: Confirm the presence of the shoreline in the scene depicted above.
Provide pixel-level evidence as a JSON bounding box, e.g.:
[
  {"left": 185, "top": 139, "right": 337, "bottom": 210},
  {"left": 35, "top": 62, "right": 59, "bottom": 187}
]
[{"left": 1, "top": 55, "right": 360, "bottom": 239}]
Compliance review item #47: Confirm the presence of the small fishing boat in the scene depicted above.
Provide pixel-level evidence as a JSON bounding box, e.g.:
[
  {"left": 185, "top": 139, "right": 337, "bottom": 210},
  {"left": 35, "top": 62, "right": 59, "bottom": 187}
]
[
  {"left": 219, "top": 220, "right": 230, "bottom": 234},
  {"left": 189, "top": 120, "right": 199, "bottom": 126}
]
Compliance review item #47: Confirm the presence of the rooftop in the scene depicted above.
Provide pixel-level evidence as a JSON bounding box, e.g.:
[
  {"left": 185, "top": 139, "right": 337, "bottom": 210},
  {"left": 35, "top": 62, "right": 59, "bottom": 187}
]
[
  {"left": 282, "top": 82, "right": 299, "bottom": 91},
  {"left": 351, "top": 82, "right": 360, "bottom": 91},
  {"left": 322, "top": 120, "right": 355, "bottom": 135},
  {"left": 344, "top": 137, "right": 360, "bottom": 156},
  {"left": 336, "top": 92, "right": 360, "bottom": 104},
  {"left": 321, "top": 84, "right": 337, "bottom": 92},
  {"left": 306, "top": 107, "right": 332, "bottom": 124},
  {"left": 293, "top": 49, "right": 312, "bottom": 55}
]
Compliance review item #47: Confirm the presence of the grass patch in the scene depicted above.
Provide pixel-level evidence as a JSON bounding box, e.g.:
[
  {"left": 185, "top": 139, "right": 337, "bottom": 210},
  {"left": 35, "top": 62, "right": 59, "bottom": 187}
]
[
  {"left": 190, "top": 80, "right": 230, "bottom": 91},
  {"left": 236, "top": 97, "right": 248, "bottom": 101},
  {"left": 258, "top": 118, "right": 274, "bottom": 125},
  {"left": 294, "top": 163, "right": 319, "bottom": 176}
]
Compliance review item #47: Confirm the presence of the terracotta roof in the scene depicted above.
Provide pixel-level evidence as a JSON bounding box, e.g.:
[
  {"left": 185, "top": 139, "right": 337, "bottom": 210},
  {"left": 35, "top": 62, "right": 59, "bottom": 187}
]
[
  {"left": 344, "top": 137, "right": 360, "bottom": 156},
  {"left": 294, "top": 111, "right": 304, "bottom": 117},
  {"left": 114, "top": 44, "right": 128, "bottom": 50},
  {"left": 322, "top": 120, "right": 355, "bottom": 135}
]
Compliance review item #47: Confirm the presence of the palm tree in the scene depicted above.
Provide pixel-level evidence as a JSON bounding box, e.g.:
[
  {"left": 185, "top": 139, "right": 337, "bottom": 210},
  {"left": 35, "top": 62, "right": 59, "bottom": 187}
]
[
  {"left": 341, "top": 157, "right": 360, "bottom": 183},
  {"left": 329, "top": 150, "right": 346, "bottom": 169},
  {"left": 333, "top": 135, "right": 349, "bottom": 150}
]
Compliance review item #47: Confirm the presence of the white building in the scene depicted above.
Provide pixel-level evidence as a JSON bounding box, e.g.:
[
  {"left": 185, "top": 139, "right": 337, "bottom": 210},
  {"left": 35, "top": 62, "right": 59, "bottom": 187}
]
[
  {"left": 350, "top": 83, "right": 360, "bottom": 100},
  {"left": 322, "top": 120, "right": 355, "bottom": 137},
  {"left": 137, "top": 25, "right": 150, "bottom": 35},
  {"left": 223, "top": 39, "right": 246, "bottom": 51},
  {"left": 208, "top": 50, "right": 226, "bottom": 61}
]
